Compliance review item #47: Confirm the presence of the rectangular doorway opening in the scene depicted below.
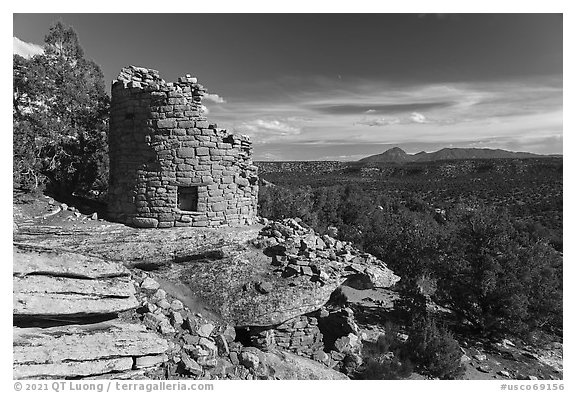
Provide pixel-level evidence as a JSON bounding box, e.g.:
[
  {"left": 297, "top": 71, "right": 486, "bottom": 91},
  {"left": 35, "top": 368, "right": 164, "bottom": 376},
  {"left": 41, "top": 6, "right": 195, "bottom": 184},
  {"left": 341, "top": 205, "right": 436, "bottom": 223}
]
[{"left": 178, "top": 186, "right": 198, "bottom": 211}]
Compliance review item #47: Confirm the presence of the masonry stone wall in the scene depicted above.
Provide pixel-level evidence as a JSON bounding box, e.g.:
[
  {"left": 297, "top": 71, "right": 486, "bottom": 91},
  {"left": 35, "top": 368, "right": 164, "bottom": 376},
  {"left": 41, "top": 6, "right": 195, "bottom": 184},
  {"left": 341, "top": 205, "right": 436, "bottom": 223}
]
[
  {"left": 107, "top": 66, "right": 258, "bottom": 228},
  {"left": 245, "top": 307, "right": 363, "bottom": 371},
  {"left": 248, "top": 315, "right": 324, "bottom": 359}
]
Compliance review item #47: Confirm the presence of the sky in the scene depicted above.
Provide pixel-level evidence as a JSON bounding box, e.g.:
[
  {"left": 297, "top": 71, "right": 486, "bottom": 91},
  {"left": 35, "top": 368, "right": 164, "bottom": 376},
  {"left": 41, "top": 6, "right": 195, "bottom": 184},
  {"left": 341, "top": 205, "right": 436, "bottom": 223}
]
[{"left": 13, "top": 13, "right": 563, "bottom": 161}]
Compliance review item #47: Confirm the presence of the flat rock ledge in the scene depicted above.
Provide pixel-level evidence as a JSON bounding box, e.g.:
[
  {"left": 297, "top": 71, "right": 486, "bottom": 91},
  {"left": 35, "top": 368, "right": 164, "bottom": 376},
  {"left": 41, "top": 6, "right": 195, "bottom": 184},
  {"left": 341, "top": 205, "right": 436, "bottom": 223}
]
[
  {"left": 13, "top": 245, "right": 138, "bottom": 318},
  {"left": 13, "top": 322, "right": 169, "bottom": 379},
  {"left": 13, "top": 224, "right": 262, "bottom": 269},
  {"left": 13, "top": 245, "right": 169, "bottom": 379}
]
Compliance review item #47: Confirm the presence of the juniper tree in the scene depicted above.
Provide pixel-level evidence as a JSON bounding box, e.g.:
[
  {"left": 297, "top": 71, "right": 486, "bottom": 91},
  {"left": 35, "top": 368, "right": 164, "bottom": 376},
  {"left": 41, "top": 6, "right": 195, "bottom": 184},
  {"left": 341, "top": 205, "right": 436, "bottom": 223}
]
[{"left": 13, "top": 21, "right": 109, "bottom": 197}]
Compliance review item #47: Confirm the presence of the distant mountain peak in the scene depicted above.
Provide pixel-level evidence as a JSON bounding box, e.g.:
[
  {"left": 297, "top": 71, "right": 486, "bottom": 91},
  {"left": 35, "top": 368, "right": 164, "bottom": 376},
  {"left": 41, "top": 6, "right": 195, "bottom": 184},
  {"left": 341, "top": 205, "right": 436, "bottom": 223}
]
[
  {"left": 359, "top": 147, "right": 545, "bottom": 163},
  {"left": 358, "top": 147, "right": 412, "bottom": 162}
]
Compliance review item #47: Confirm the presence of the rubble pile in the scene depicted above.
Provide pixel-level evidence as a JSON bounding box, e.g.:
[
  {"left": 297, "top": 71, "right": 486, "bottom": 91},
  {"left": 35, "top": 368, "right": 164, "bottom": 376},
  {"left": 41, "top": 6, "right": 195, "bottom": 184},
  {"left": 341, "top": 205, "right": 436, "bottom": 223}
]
[{"left": 256, "top": 218, "right": 400, "bottom": 289}]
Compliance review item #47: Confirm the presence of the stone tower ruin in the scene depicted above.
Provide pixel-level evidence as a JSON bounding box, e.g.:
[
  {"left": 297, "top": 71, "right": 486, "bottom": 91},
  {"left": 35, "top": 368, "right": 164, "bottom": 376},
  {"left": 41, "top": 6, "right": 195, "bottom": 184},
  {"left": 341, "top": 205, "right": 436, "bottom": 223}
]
[{"left": 107, "top": 66, "right": 258, "bottom": 228}]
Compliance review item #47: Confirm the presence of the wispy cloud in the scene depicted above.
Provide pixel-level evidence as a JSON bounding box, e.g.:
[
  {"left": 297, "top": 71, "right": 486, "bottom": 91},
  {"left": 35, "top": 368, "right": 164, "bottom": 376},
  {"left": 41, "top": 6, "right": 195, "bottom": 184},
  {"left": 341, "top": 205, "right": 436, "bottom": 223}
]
[
  {"left": 310, "top": 102, "right": 452, "bottom": 115},
  {"left": 356, "top": 118, "right": 402, "bottom": 127},
  {"left": 13, "top": 37, "right": 43, "bottom": 58},
  {"left": 207, "top": 75, "right": 562, "bottom": 158},
  {"left": 410, "top": 112, "right": 427, "bottom": 123},
  {"left": 237, "top": 119, "right": 301, "bottom": 143},
  {"left": 356, "top": 112, "right": 428, "bottom": 127},
  {"left": 204, "top": 93, "right": 226, "bottom": 104}
]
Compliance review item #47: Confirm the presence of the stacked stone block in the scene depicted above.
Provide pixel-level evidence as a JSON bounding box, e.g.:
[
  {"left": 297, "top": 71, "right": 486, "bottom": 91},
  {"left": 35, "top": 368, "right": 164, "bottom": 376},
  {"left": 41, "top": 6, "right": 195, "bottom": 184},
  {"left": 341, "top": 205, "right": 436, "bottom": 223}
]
[
  {"left": 249, "top": 315, "right": 324, "bottom": 359},
  {"left": 107, "top": 66, "right": 258, "bottom": 228}
]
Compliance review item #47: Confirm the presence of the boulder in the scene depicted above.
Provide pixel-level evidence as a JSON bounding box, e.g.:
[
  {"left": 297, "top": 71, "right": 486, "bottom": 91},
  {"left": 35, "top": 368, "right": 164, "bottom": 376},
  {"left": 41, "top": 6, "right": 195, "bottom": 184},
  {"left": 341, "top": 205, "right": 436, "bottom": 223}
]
[
  {"left": 477, "top": 364, "right": 492, "bottom": 373},
  {"left": 197, "top": 323, "right": 215, "bottom": 338},
  {"left": 473, "top": 353, "right": 487, "bottom": 362},
  {"left": 313, "top": 350, "right": 330, "bottom": 364},
  {"left": 170, "top": 299, "right": 184, "bottom": 311},
  {"left": 170, "top": 311, "right": 184, "bottom": 327},
  {"left": 198, "top": 337, "right": 218, "bottom": 354},
  {"left": 156, "top": 299, "right": 171, "bottom": 309},
  {"left": 143, "top": 312, "right": 170, "bottom": 331},
  {"left": 240, "top": 350, "right": 260, "bottom": 370},
  {"left": 175, "top": 248, "right": 342, "bottom": 326},
  {"left": 363, "top": 265, "right": 400, "bottom": 288},
  {"left": 334, "top": 333, "right": 361, "bottom": 355},
  {"left": 502, "top": 338, "right": 515, "bottom": 348},
  {"left": 222, "top": 325, "right": 236, "bottom": 343},
  {"left": 159, "top": 321, "right": 176, "bottom": 335},
  {"left": 256, "top": 281, "right": 273, "bottom": 294},
  {"left": 180, "top": 352, "right": 202, "bottom": 375},
  {"left": 151, "top": 289, "right": 167, "bottom": 301},
  {"left": 141, "top": 277, "right": 160, "bottom": 290},
  {"left": 214, "top": 334, "right": 230, "bottom": 356},
  {"left": 460, "top": 354, "right": 471, "bottom": 365}
]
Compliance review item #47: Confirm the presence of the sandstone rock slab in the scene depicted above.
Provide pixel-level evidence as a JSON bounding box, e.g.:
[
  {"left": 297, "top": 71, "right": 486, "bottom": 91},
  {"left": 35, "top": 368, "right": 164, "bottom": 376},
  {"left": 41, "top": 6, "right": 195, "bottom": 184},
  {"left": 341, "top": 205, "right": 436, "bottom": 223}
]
[
  {"left": 14, "top": 275, "right": 135, "bottom": 298},
  {"left": 13, "top": 273, "right": 138, "bottom": 318},
  {"left": 14, "top": 225, "right": 262, "bottom": 270},
  {"left": 13, "top": 245, "right": 131, "bottom": 279},
  {"left": 14, "top": 292, "right": 139, "bottom": 318},
  {"left": 14, "top": 357, "right": 134, "bottom": 379},
  {"left": 13, "top": 321, "right": 169, "bottom": 379}
]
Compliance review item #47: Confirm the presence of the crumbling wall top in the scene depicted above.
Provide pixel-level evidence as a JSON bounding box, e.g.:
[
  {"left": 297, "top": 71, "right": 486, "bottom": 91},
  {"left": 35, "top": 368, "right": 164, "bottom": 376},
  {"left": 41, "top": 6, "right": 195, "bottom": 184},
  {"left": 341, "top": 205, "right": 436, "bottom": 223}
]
[{"left": 113, "top": 65, "right": 207, "bottom": 97}]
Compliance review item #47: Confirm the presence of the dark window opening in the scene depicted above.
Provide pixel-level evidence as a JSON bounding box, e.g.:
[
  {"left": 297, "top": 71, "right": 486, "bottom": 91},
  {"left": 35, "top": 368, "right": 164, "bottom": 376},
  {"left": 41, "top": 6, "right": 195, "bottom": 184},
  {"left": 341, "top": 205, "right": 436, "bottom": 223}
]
[
  {"left": 151, "top": 96, "right": 167, "bottom": 106},
  {"left": 125, "top": 113, "right": 135, "bottom": 120},
  {"left": 178, "top": 186, "right": 198, "bottom": 211}
]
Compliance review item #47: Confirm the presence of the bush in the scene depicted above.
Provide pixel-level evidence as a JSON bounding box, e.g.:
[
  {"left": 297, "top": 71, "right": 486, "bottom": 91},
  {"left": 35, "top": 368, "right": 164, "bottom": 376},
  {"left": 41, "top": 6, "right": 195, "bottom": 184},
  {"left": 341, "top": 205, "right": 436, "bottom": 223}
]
[
  {"left": 376, "top": 322, "right": 404, "bottom": 353},
  {"left": 359, "top": 355, "right": 413, "bottom": 380},
  {"left": 356, "top": 322, "right": 413, "bottom": 380},
  {"left": 404, "top": 315, "right": 464, "bottom": 379},
  {"left": 438, "top": 205, "right": 562, "bottom": 337}
]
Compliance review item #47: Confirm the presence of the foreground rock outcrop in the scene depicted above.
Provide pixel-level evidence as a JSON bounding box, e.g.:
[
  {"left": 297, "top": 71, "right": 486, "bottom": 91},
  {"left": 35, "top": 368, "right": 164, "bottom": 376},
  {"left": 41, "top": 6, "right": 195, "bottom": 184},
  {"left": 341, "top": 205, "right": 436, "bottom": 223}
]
[
  {"left": 14, "top": 322, "right": 169, "bottom": 379},
  {"left": 14, "top": 245, "right": 138, "bottom": 318},
  {"left": 131, "top": 270, "right": 349, "bottom": 380},
  {"left": 151, "top": 218, "right": 399, "bottom": 328},
  {"left": 13, "top": 200, "right": 399, "bottom": 379},
  {"left": 12, "top": 245, "right": 170, "bottom": 379}
]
